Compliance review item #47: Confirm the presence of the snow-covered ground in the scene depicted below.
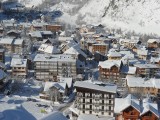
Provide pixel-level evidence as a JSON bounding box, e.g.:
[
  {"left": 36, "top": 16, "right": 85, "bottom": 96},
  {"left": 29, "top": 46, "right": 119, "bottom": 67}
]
[{"left": 0, "top": 80, "right": 59, "bottom": 120}]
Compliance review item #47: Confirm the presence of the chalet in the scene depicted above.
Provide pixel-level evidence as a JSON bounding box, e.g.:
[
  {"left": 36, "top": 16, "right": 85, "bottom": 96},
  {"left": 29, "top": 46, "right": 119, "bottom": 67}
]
[
  {"left": 11, "top": 57, "right": 28, "bottom": 78},
  {"left": 40, "top": 81, "right": 69, "bottom": 102},
  {"left": 1, "top": 19, "right": 17, "bottom": 30},
  {"left": 126, "top": 75, "right": 160, "bottom": 96},
  {"left": 74, "top": 81, "right": 117, "bottom": 117},
  {"left": 0, "top": 38, "right": 24, "bottom": 54},
  {"left": 147, "top": 39, "right": 160, "bottom": 49},
  {"left": 19, "top": 22, "right": 32, "bottom": 31},
  {"left": 12, "top": 38, "right": 24, "bottom": 53},
  {"left": 137, "top": 46, "right": 148, "bottom": 60},
  {"left": 141, "top": 98, "right": 159, "bottom": 120},
  {"left": 38, "top": 44, "right": 60, "bottom": 54},
  {"left": 114, "top": 94, "right": 140, "bottom": 120},
  {"left": 107, "top": 51, "right": 122, "bottom": 60},
  {"left": 114, "top": 95, "right": 159, "bottom": 120},
  {"left": 134, "top": 63, "right": 159, "bottom": 78},
  {"left": 98, "top": 60, "right": 122, "bottom": 82},
  {"left": 30, "top": 22, "right": 47, "bottom": 31},
  {"left": 29, "top": 31, "right": 42, "bottom": 41},
  {"left": 92, "top": 43, "right": 109, "bottom": 55},
  {"left": 119, "top": 38, "right": 141, "bottom": 49},
  {"left": 0, "top": 37, "right": 13, "bottom": 52}
]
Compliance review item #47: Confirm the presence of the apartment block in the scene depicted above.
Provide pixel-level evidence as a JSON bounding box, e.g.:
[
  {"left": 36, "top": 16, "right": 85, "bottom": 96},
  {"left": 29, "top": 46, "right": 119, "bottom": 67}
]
[
  {"left": 33, "top": 54, "right": 77, "bottom": 81},
  {"left": 74, "top": 81, "right": 117, "bottom": 117}
]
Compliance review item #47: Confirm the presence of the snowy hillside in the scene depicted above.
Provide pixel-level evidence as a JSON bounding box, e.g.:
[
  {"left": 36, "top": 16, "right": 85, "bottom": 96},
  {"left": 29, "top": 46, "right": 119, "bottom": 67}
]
[{"left": 22, "top": 0, "right": 160, "bottom": 35}]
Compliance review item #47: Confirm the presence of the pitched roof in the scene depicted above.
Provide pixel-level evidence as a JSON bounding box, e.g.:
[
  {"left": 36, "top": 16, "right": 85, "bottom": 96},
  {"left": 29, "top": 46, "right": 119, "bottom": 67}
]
[
  {"left": 114, "top": 94, "right": 140, "bottom": 113},
  {"left": 141, "top": 98, "right": 159, "bottom": 118},
  {"left": 148, "top": 39, "right": 160, "bottom": 43},
  {"left": 44, "top": 82, "right": 67, "bottom": 93},
  {"left": 99, "top": 60, "right": 122, "bottom": 69},
  {"left": 126, "top": 75, "right": 160, "bottom": 88},
  {"left": 64, "top": 46, "right": 87, "bottom": 58}
]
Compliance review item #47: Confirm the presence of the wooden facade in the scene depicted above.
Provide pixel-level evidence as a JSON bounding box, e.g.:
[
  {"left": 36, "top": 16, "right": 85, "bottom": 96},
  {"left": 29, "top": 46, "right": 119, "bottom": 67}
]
[
  {"left": 122, "top": 106, "right": 140, "bottom": 120},
  {"left": 136, "top": 67, "right": 159, "bottom": 78},
  {"left": 92, "top": 44, "right": 108, "bottom": 55},
  {"left": 141, "top": 111, "right": 159, "bottom": 120},
  {"left": 99, "top": 65, "right": 121, "bottom": 82},
  {"left": 148, "top": 42, "right": 160, "bottom": 49},
  {"left": 46, "top": 25, "right": 62, "bottom": 32}
]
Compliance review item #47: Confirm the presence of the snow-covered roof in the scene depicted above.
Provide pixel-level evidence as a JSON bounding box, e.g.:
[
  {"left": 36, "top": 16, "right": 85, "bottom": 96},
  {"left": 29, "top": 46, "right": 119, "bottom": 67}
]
[
  {"left": 58, "top": 37, "right": 73, "bottom": 42},
  {"left": 114, "top": 94, "right": 140, "bottom": 114},
  {"left": 11, "top": 58, "right": 27, "bottom": 67},
  {"left": 134, "top": 64, "right": 159, "bottom": 69},
  {"left": 41, "top": 31, "right": 53, "bottom": 35},
  {"left": 148, "top": 39, "right": 160, "bottom": 43},
  {"left": 99, "top": 60, "right": 122, "bottom": 69},
  {"left": 34, "top": 54, "right": 76, "bottom": 62},
  {"left": 141, "top": 98, "right": 159, "bottom": 117},
  {"left": 43, "top": 82, "right": 66, "bottom": 93},
  {"left": 38, "top": 44, "right": 60, "bottom": 54},
  {"left": 120, "top": 50, "right": 134, "bottom": 59},
  {"left": 29, "top": 31, "right": 42, "bottom": 38},
  {"left": 126, "top": 75, "right": 160, "bottom": 88},
  {"left": 74, "top": 81, "right": 117, "bottom": 93},
  {"left": 19, "top": 22, "right": 32, "bottom": 28},
  {"left": 64, "top": 46, "right": 87, "bottom": 58},
  {"left": 115, "top": 95, "right": 159, "bottom": 117},
  {"left": 107, "top": 51, "right": 122, "bottom": 57},
  {"left": 0, "top": 37, "right": 14, "bottom": 44},
  {"left": 67, "top": 40, "right": 78, "bottom": 48},
  {"left": 40, "top": 111, "right": 67, "bottom": 120},
  {"left": 13, "top": 39, "right": 23, "bottom": 45}
]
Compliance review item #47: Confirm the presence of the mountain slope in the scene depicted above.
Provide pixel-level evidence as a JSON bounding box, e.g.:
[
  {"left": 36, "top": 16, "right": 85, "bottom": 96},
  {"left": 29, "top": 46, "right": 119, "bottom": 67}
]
[{"left": 21, "top": 0, "right": 160, "bottom": 35}]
